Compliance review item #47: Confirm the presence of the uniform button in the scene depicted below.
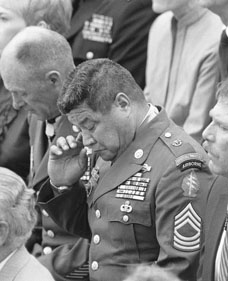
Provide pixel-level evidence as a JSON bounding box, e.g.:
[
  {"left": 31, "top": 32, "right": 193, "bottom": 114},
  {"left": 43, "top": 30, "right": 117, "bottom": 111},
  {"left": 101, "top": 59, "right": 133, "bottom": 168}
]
[
  {"left": 165, "top": 132, "right": 172, "bottom": 138},
  {"left": 42, "top": 209, "right": 49, "bottom": 217},
  {"left": 86, "top": 51, "right": 94, "bottom": 60},
  {"left": 134, "top": 149, "right": 143, "bottom": 159},
  {"left": 123, "top": 215, "right": 129, "bottom": 222},
  {"left": 95, "top": 210, "right": 101, "bottom": 219},
  {"left": 43, "top": 246, "right": 52, "bottom": 255},
  {"left": 93, "top": 234, "right": 100, "bottom": 244},
  {"left": 47, "top": 230, "right": 55, "bottom": 238},
  {"left": 91, "top": 261, "right": 99, "bottom": 271}
]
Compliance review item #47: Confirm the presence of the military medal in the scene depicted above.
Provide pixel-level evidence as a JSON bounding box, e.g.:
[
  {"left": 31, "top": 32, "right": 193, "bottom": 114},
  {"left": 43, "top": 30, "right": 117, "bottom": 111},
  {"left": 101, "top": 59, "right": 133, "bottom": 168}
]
[
  {"left": 85, "top": 166, "right": 99, "bottom": 197},
  {"left": 115, "top": 163, "right": 151, "bottom": 201}
]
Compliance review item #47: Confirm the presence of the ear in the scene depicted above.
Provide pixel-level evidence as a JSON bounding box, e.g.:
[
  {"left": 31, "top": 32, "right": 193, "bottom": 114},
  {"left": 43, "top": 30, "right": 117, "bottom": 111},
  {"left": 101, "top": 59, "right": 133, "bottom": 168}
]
[
  {"left": 114, "top": 92, "right": 130, "bottom": 111},
  {"left": 37, "top": 20, "right": 50, "bottom": 30},
  {"left": 45, "top": 71, "right": 61, "bottom": 86},
  {"left": 0, "top": 221, "right": 9, "bottom": 246}
]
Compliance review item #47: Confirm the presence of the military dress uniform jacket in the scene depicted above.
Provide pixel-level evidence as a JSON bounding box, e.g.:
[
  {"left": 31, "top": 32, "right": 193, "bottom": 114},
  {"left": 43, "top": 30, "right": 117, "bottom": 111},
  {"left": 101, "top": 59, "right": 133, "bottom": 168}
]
[
  {"left": 68, "top": 0, "right": 158, "bottom": 89},
  {"left": 38, "top": 107, "right": 215, "bottom": 281},
  {"left": 197, "top": 175, "right": 228, "bottom": 281},
  {"left": 28, "top": 114, "right": 90, "bottom": 281}
]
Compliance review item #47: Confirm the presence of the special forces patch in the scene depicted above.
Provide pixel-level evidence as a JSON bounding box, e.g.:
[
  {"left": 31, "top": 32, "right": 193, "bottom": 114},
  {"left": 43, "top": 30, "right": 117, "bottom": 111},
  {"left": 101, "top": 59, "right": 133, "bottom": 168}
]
[
  {"left": 173, "top": 203, "right": 201, "bottom": 252},
  {"left": 181, "top": 170, "right": 200, "bottom": 198},
  {"left": 115, "top": 164, "right": 151, "bottom": 201},
  {"left": 83, "top": 14, "right": 113, "bottom": 43}
]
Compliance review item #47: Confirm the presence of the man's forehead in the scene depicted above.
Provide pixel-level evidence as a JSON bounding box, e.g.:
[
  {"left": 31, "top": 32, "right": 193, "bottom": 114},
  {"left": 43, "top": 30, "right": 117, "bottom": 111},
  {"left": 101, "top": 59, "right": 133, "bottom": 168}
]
[{"left": 67, "top": 107, "right": 95, "bottom": 123}]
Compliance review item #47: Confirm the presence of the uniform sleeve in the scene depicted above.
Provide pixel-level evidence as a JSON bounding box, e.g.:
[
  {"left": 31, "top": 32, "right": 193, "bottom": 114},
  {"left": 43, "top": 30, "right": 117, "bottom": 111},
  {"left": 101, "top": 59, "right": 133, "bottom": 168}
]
[
  {"left": 108, "top": 0, "right": 158, "bottom": 89},
  {"left": 38, "top": 239, "right": 90, "bottom": 281},
  {"left": 38, "top": 179, "right": 91, "bottom": 239},
  {"left": 183, "top": 50, "right": 220, "bottom": 143},
  {"left": 155, "top": 161, "right": 212, "bottom": 281}
]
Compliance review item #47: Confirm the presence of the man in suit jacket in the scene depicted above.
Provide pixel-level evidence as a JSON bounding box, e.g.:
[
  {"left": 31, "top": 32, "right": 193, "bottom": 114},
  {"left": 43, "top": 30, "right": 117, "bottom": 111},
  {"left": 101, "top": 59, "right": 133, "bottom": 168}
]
[
  {"left": 68, "top": 0, "right": 158, "bottom": 89},
  {"left": 201, "top": 78, "right": 228, "bottom": 280},
  {"left": 0, "top": 26, "right": 90, "bottom": 281},
  {"left": 0, "top": 167, "right": 54, "bottom": 281},
  {"left": 198, "top": 0, "right": 228, "bottom": 80}
]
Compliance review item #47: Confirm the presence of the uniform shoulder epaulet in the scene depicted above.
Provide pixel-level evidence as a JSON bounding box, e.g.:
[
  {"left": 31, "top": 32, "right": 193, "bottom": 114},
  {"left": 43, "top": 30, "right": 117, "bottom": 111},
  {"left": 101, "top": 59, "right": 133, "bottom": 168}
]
[{"left": 160, "top": 127, "right": 205, "bottom": 172}]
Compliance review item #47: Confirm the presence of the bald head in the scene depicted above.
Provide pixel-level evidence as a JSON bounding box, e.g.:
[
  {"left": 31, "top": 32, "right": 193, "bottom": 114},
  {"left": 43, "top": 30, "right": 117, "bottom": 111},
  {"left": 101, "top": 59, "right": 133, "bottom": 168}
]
[
  {"left": 0, "top": 26, "right": 74, "bottom": 77},
  {"left": 0, "top": 26, "right": 75, "bottom": 120}
]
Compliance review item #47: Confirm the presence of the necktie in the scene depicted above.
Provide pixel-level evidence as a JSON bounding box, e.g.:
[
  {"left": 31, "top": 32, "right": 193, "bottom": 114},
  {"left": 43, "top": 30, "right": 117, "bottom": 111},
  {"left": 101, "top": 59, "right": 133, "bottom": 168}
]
[{"left": 218, "top": 205, "right": 228, "bottom": 281}]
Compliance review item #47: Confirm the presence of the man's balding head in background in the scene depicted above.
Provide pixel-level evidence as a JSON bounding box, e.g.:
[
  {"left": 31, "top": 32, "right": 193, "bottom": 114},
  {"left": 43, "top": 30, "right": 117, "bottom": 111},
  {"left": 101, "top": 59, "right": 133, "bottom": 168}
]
[{"left": 0, "top": 26, "right": 75, "bottom": 120}]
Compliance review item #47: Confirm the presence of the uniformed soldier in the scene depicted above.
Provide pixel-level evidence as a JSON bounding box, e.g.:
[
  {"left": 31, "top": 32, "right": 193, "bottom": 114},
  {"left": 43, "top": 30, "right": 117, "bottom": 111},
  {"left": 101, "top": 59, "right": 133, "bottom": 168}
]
[
  {"left": 67, "top": 0, "right": 158, "bottom": 89},
  {"left": 37, "top": 58, "right": 216, "bottom": 281},
  {"left": 0, "top": 26, "right": 90, "bottom": 281}
]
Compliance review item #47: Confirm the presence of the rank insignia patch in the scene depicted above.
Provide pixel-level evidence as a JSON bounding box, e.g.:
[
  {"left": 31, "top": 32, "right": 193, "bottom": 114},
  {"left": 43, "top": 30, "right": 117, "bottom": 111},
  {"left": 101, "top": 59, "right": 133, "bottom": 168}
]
[
  {"left": 115, "top": 172, "right": 150, "bottom": 201},
  {"left": 173, "top": 203, "right": 201, "bottom": 252},
  {"left": 83, "top": 14, "right": 113, "bottom": 43},
  {"left": 181, "top": 170, "right": 200, "bottom": 198}
]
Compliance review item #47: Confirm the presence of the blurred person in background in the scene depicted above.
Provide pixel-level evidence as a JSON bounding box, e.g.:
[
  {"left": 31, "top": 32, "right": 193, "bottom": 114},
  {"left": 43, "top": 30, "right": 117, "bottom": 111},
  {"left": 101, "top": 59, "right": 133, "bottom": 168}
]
[
  {"left": 144, "top": 0, "right": 223, "bottom": 142},
  {"left": 68, "top": 0, "right": 158, "bottom": 89},
  {"left": 198, "top": 0, "right": 228, "bottom": 79}
]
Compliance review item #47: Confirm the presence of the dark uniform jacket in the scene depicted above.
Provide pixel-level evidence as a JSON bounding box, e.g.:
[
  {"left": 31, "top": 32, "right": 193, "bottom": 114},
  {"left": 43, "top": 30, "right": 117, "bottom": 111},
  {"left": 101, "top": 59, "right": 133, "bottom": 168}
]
[
  {"left": 198, "top": 175, "right": 228, "bottom": 281},
  {"left": 0, "top": 81, "right": 30, "bottom": 182},
  {"left": 38, "top": 107, "right": 216, "bottom": 281},
  {"left": 68, "top": 0, "right": 158, "bottom": 89},
  {"left": 28, "top": 114, "right": 90, "bottom": 281}
]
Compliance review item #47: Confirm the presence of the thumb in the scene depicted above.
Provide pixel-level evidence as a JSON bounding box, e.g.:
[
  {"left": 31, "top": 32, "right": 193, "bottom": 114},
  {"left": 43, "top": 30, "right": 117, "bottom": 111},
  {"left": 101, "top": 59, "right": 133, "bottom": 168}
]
[{"left": 78, "top": 148, "right": 88, "bottom": 172}]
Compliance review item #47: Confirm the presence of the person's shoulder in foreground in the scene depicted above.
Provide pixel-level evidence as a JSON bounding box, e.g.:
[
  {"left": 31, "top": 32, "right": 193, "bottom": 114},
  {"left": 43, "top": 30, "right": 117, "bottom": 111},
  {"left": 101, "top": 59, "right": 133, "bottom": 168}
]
[{"left": 0, "top": 167, "right": 54, "bottom": 281}]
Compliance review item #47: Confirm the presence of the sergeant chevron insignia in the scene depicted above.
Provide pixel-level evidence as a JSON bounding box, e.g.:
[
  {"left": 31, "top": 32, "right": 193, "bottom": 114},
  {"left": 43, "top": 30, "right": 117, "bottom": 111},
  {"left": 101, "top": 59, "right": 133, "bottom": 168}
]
[{"left": 173, "top": 203, "right": 201, "bottom": 252}]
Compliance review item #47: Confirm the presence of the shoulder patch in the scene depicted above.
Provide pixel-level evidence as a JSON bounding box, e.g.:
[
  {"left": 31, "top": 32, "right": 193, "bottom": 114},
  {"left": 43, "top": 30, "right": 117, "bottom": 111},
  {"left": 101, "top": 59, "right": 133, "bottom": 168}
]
[
  {"left": 175, "top": 153, "right": 204, "bottom": 172},
  {"left": 173, "top": 203, "right": 201, "bottom": 252}
]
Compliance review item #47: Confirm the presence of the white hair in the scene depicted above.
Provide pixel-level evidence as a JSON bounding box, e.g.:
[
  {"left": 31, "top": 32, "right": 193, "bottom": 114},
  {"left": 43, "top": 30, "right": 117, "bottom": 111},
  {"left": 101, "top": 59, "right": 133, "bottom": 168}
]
[{"left": 0, "top": 167, "right": 37, "bottom": 248}]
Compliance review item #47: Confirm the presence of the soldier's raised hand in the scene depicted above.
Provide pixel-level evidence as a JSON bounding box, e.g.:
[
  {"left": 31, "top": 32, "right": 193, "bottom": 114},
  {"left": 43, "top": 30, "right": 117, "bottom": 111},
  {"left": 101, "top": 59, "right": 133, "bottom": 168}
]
[{"left": 48, "top": 133, "right": 88, "bottom": 186}]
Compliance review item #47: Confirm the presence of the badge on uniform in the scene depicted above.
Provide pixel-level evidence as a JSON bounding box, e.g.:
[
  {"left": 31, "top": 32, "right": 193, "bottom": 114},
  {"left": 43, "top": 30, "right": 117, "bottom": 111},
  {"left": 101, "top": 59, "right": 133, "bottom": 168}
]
[
  {"left": 85, "top": 166, "right": 99, "bottom": 197},
  {"left": 181, "top": 170, "right": 200, "bottom": 198},
  {"left": 175, "top": 153, "right": 204, "bottom": 172},
  {"left": 115, "top": 164, "right": 151, "bottom": 201},
  {"left": 83, "top": 14, "right": 113, "bottom": 43},
  {"left": 173, "top": 203, "right": 201, "bottom": 252}
]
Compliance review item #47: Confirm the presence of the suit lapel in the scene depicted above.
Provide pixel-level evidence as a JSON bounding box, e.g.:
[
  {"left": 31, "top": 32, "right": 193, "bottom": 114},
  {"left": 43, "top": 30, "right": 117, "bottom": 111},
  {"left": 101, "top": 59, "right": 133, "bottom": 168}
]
[{"left": 203, "top": 190, "right": 228, "bottom": 280}]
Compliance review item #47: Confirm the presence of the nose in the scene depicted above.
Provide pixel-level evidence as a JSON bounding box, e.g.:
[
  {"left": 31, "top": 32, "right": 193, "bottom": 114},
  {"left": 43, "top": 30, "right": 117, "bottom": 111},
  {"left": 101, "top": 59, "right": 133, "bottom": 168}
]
[
  {"left": 81, "top": 130, "right": 96, "bottom": 148},
  {"left": 202, "top": 122, "right": 215, "bottom": 142},
  {"left": 11, "top": 92, "right": 25, "bottom": 110}
]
